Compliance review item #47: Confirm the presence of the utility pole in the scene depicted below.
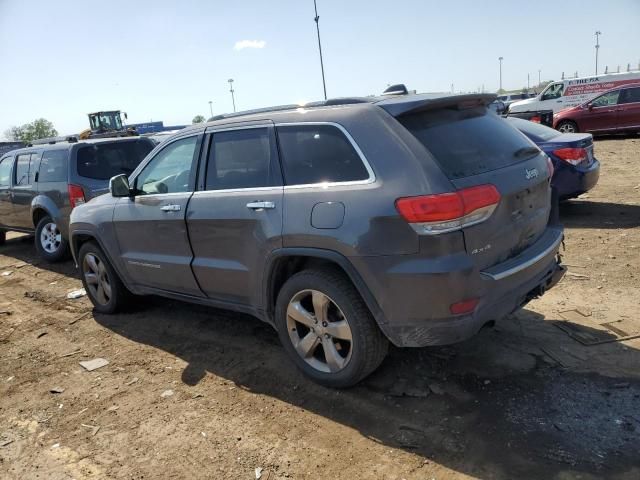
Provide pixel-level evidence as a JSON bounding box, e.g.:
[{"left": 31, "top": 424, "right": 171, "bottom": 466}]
[
  {"left": 527, "top": 73, "right": 530, "bottom": 90},
  {"left": 208, "top": 101, "right": 213, "bottom": 118},
  {"left": 538, "top": 69, "right": 541, "bottom": 85},
  {"left": 313, "top": 0, "right": 328, "bottom": 100},
  {"left": 595, "top": 30, "right": 601, "bottom": 75},
  {"left": 498, "top": 57, "right": 503, "bottom": 91},
  {"left": 228, "top": 79, "right": 236, "bottom": 112}
]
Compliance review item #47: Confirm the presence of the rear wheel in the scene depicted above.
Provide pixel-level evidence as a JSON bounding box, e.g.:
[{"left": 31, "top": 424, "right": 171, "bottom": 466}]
[
  {"left": 35, "top": 216, "right": 68, "bottom": 262},
  {"left": 557, "top": 120, "right": 578, "bottom": 133},
  {"left": 78, "top": 241, "right": 131, "bottom": 314},
  {"left": 275, "top": 268, "right": 388, "bottom": 388}
]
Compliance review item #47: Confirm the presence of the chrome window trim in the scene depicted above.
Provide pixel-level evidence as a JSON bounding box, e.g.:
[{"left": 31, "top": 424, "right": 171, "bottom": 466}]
[
  {"left": 275, "top": 121, "right": 376, "bottom": 190},
  {"left": 192, "top": 186, "right": 283, "bottom": 196}
]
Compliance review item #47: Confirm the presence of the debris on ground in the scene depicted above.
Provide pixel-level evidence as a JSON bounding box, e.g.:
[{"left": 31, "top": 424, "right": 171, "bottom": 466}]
[
  {"left": 49, "top": 387, "right": 65, "bottom": 394},
  {"left": 69, "top": 311, "right": 92, "bottom": 325},
  {"left": 1, "top": 271, "right": 13, "bottom": 277},
  {"left": 160, "top": 389, "right": 174, "bottom": 398},
  {"left": 255, "top": 467, "right": 263, "bottom": 479},
  {"left": 79, "top": 358, "right": 109, "bottom": 371},
  {"left": 36, "top": 331, "right": 48, "bottom": 339},
  {"left": 566, "top": 272, "right": 590, "bottom": 280},
  {"left": 66, "top": 288, "right": 87, "bottom": 299},
  {"left": 125, "top": 377, "right": 139, "bottom": 386},
  {"left": 81, "top": 424, "right": 100, "bottom": 436}
]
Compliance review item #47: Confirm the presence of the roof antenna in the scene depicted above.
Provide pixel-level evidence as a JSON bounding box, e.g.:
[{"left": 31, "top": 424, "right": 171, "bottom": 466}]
[{"left": 382, "top": 84, "right": 409, "bottom": 95}]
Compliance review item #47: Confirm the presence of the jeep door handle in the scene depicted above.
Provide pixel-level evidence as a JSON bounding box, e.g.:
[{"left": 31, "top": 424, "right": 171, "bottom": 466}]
[
  {"left": 160, "top": 204, "right": 181, "bottom": 212},
  {"left": 246, "top": 201, "right": 275, "bottom": 210}
]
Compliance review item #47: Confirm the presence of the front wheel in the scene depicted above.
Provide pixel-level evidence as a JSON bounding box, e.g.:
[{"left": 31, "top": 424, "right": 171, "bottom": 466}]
[
  {"left": 35, "top": 216, "right": 69, "bottom": 262},
  {"left": 275, "top": 268, "right": 388, "bottom": 388},
  {"left": 78, "top": 241, "right": 131, "bottom": 314},
  {"left": 557, "top": 120, "right": 578, "bottom": 133}
]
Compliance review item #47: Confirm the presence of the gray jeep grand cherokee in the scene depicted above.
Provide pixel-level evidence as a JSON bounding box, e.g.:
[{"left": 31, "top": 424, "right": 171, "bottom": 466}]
[{"left": 69, "top": 93, "right": 565, "bottom": 387}]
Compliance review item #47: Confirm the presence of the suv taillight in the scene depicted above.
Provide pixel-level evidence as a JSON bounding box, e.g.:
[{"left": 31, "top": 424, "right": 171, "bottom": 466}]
[
  {"left": 395, "top": 184, "right": 501, "bottom": 235},
  {"left": 553, "top": 147, "right": 588, "bottom": 166},
  {"left": 68, "top": 184, "right": 86, "bottom": 209}
]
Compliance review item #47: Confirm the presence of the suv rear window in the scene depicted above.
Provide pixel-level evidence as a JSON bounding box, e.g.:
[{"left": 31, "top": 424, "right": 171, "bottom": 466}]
[
  {"left": 399, "top": 107, "right": 538, "bottom": 179},
  {"left": 277, "top": 124, "right": 369, "bottom": 185},
  {"left": 38, "top": 150, "right": 68, "bottom": 182},
  {"left": 76, "top": 140, "right": 154, "bottom": 180}
]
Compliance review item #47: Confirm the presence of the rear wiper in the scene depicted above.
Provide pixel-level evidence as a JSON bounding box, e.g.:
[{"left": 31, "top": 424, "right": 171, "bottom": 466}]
[{"left": 513, "top": 147, "right": 540, "bottom": 159}]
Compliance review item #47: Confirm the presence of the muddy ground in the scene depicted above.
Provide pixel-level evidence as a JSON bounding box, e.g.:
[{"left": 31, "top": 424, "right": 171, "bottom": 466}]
[{"left": 1, "top": 136, "right": 639, "bottom": 480}]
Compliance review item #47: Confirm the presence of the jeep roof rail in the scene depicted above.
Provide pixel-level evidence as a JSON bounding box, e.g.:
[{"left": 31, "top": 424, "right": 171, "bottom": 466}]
[{"left": 28, "top": 135, "right": 79, "bottom": 147}]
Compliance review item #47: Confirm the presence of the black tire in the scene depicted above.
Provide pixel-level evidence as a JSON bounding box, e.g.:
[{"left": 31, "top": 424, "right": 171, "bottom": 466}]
[
  {"left": 34, "top": 216, "right": 69, "bottom": 262},
  {"left": 557, "top": 120, "right": 579, "bottom": 133},
  {"left": 275, "top": 268, "right": 388, "bottom": 388},
  {"left": 0, "top": 230, "right": 5, "bottom": 246},
  {"left": 78, "top": 241, "right": 131, "bottom": 314}
]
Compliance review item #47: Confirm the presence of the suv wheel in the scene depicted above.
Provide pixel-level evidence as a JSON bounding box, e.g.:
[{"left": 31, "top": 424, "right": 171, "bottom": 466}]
[
  {"left": 79, "top": 241, "right": 131, "bottom": 314},
  {"left": 35, "top": 216, "right": 68, "bottom": 262},
  {"left": 275, "top": 268, "right": 388, "bottom": 388}
]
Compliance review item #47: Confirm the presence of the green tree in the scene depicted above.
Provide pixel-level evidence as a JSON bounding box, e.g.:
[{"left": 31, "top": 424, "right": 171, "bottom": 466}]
[
  {"left": 192, "top": 115, "right": 206, "bottom": 124},
  {"left": 4, "top": 118, "right": 58, "bottom": 143}
]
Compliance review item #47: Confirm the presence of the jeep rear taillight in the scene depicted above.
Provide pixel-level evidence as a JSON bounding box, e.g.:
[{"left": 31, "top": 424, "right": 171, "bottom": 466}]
[
  {"left": 395, "top": 184, "right": 500, "bottom": 235},
  {"left": 68, "top": 184, "right": 86, "bottom": 209},
  {"left": 553, "top": 147, "right": 588, "bottom": 166}
]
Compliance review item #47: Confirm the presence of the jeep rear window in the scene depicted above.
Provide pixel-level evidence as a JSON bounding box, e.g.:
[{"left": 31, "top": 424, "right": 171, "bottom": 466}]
[
  {"left": 76, "top": 140, "right": 154, "bottom": 180},
  {"left": 399, "top": 107, "right": 539, "bottom": 179},
  {"left": 276, "top": 124, "right": 369, "bottom": 185}
]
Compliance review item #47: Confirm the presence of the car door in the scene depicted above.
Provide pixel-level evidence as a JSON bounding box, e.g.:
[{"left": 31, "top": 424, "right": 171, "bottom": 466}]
[
  {"left": 0, "top": 155, "right": 14, "bottom": 227},
  {"left": 616, "top": 87, "right": 640, "bottom": 132},
  {"left": 112, "top": 132, "right": 204, "bottom": 296},
  {"left": 10, "top": 151, "right": 41, "bottom": 229},
  {"left": 187, "top": 123, "right": 283, "bottom": 307},
  {"left": 539, "top": 82, "right": 565, "bottom": 111},
  {"left": 581, "top": 89, "right": 621, "bottom": 133}
]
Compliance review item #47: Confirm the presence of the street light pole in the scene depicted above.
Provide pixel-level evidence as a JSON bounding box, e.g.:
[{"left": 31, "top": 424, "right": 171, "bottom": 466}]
[
  {"left": 538, "top": 69, "right": 541, "bottom": 85},
  {"left": 313, "top": 0, "right": 328, "bottom": 100},
  {"left": 228, "top": 79, "right": 236, "bottom": 112},
  {"left": 208, "top": 101, "right": 213, "bottom": 118},
  {"left": 527, "top": 73, "right": 530, "bottom": 90},
  {"left": 595, "top": 30, "right": 601, "bottom": 75},
  {"left": 498, "top": 57, "right": 503, "bottom": 91}
]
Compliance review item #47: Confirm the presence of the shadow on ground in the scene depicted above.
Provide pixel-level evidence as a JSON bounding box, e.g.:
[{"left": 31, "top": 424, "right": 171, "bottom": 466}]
[
  {"left": 561, "top": 200, "right": 640, "bottom": 229},
  {"left": 94, "top": 301, "right": 640, "bottom": 480}
]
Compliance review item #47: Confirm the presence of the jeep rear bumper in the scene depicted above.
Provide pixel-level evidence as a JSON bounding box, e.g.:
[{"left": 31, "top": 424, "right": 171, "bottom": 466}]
[{"left": 352, "top": 226, "right": 565, "bottom": 347}]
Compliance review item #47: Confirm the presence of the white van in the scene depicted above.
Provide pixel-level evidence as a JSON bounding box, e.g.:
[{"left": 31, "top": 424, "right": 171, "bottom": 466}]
[{"left": 509, "top": 71, "right": 640, "bottom": 113}]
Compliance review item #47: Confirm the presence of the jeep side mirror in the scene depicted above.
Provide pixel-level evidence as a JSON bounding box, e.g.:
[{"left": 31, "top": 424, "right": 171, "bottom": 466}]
[{"left": 109, "top": 174, "right": 131, "bottom": 197}]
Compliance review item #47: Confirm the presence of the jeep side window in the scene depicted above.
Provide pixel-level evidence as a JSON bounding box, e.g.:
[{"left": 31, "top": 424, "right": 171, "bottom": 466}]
[
  {"left": 135, "top": 136, "right": 198, "bottom": 195},
  {"left": 38, "top": 150, "right": 67, "bottom": 182},
  {"left": 0, "top": 157, "right": 12, "bottom": 187},
  {"left": 592, "top": 90, "right": 620, "bottom": 107},
  {"left": 541, "top": 83, "right": 564, "bottom": 101},
  {"left": 276, "top": 124, "right": 369, "bottom": 185},
  {"left": 205, "top": 128, "right": 277, "bottom": 190}
]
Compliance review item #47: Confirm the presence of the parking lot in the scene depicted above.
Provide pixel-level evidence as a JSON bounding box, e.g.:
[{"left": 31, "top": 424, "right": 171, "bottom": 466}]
[{"left": 0, "top": 136, "right": 639, "bottom": 479}]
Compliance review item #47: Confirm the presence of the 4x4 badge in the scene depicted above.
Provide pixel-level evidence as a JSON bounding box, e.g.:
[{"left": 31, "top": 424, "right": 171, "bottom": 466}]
[{"left": 525, "top": 168, "right": 539, "bottom": 180}]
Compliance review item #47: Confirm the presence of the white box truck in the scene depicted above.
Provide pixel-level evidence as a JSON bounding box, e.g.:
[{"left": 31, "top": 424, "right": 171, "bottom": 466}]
[{"left": 509, "top": 71, "right": 640, "bottom": 113}]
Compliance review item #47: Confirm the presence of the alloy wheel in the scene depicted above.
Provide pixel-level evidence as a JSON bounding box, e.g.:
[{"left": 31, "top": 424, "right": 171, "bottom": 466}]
[
  {"left": 82, "top": 253, "right": 112, "bottom": 306},
  {"left": 40, "top": 222, "right": 62, "bottom": 254},
  {"left": 558, "top": 122, "right": 576, "bottom": 133},
  {"left": 286, "top": 289, "right": 353, "bottom": 373}
]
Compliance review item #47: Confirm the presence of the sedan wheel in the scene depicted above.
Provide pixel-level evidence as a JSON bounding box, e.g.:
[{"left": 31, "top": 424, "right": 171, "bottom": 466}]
[
  {"left": 557, "top": 121, "right": 578, "bottom": 133},
  {"left": 39, "top": 222, "right": 62, "bottom": 254},
  {"left": 82, "top": 253, "right": 112, "bottom": 306}
]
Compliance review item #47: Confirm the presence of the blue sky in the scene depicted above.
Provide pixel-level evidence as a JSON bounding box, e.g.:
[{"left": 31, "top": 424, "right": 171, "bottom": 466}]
[{"left": 1, "top": 0, "right": 639, "bottom": 137}]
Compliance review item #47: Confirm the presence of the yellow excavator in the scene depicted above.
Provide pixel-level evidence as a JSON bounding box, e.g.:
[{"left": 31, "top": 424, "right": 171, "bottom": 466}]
[{"left": 78, "top": 111, "right": 138, "bottom": 139}]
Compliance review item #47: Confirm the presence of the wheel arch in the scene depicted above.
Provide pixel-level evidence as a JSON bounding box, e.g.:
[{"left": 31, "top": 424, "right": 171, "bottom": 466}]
[{"left": 263, "top": 248, "right": 386, "bottom": 327}]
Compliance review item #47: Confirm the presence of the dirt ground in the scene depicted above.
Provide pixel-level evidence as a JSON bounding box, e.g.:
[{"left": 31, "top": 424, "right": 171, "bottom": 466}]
[{"left": 1, "top": 136, "right": 639, "bottom": 480}]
